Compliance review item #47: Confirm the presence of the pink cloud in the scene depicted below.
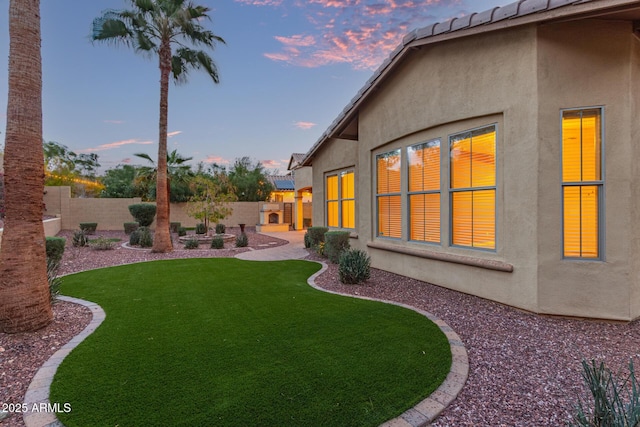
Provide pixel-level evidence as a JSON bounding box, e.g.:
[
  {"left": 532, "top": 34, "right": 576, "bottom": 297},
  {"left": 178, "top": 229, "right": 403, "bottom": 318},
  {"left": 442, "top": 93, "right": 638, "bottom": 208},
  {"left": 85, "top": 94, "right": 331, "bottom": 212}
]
[
  {"left": 77, "top": 139, "right": 154, "bottom": 153},
  {"left": 104, "top": 119, "right": 124, "bottom": 124},
  {"left": 121, "top": 158, "right": 132, "bottom": 164},
  {"left": 261, "top": 159, "right": 281, "bottom": 167},
  {"left": 294, "top": 121, "right": 317, "bottom": 130},
  {"left": 204, "top": 155, "right": 230, "bottom": 164},
  {"left": 167, "top": 131, "right": 182, "bottom": 138},
  {"left": 256, "top": 0, "right": 452, "bottom": 70}
]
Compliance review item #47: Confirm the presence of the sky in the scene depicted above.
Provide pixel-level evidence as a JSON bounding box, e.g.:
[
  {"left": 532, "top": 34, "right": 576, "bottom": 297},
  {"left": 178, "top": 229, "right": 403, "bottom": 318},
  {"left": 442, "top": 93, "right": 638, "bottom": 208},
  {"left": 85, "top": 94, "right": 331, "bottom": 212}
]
[{"left": 0, "top": 0, "right": 514, "bottom": 174}]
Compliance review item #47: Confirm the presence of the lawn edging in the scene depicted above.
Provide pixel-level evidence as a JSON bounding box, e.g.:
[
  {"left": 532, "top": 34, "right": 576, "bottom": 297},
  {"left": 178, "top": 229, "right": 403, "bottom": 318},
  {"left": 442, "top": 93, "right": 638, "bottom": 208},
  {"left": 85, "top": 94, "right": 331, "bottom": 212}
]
[
  {"left": 306, "top": 261, "right": 469, "bottom": 427},
  {"left": 22, "top": 296, "right": 105, "bottom": 427}
]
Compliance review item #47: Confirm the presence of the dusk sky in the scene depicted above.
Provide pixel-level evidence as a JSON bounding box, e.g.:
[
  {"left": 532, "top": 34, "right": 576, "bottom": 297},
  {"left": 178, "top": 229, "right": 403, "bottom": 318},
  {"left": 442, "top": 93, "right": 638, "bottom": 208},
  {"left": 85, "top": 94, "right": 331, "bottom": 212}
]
[{"left": 0, "top": 0, "right": 513, "bottom": 173}]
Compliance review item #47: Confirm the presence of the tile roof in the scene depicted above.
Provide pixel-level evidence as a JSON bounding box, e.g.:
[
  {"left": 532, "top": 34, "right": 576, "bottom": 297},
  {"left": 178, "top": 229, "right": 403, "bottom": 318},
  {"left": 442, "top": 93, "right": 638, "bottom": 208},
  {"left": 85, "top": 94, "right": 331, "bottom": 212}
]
[{"left": 302, "top": 0, "right": 638, "bottom": 166}]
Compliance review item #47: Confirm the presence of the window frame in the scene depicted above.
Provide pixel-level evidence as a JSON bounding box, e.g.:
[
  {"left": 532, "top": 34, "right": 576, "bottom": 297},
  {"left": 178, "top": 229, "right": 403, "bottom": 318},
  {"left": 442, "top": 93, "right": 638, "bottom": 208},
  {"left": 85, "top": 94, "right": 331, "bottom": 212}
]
[
  {"left": 324, "top": 169, "right": 355, "bottom": 230},
  {"left": 375, "top": 149, "right": 402, "bottom": 239},
  {"left": 448, "top": 123, "right": 498, "bottom": 252},
  {"left": 560, "top": 106, "right": 605, "bottom": 261},
  {"left": 407, "top": 138, "right": 442, "bottom": 245}
]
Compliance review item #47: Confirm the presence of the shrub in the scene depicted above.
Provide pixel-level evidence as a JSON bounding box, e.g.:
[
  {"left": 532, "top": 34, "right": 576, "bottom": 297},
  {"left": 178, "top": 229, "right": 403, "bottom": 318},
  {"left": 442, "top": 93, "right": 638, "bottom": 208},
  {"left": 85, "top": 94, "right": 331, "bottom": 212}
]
[
  {"left": 195, "top": 223, "right": 207, "bottom": 235},
  {"left": 129, "top": 229, "right": 141, "bottom": 246},
  {"left": 306, "top": 226, "right": 328, "bottom": 247},
  {"left": 124, "top": 222, "right": 139, "bottom": 235},
  {"left": 72, "top": 230, "right": 88, "bottom": 247},
  {"left": 79, "top": 222, "right": 97, "bottom": 235},
  {"left": 170, "top": 222, "right": 181, "bottom": 233},
  {"left": 569, "top": 358, "right": 640, "bottom": 427},
  {"left": 324, "top": 231, "right": 351, "bottom": 263},
  {"left": 304, "top": 231, "right": 312, "bottom": 249},
  {"left": 45, "top": 237, "right": 66, "bottom": 266},
  {"left": 215, "top": 223, "right": 226, "bottom": 234},
  {"left": 210, "top": 237, "right": 224, "bottom": 249},
  {"left": 47, "top": 258, "right": 62, "bottom": 304},
  {"left": 91, "top": 236, "right": 115, "bottom": 251},
  {"left": 235, "top": 233, "right": 249, "bottom": 248},
  {"left": 338, "top": 249, "right": 371, "bottom": 285},
  {"left": 128, "top": 203, "right": 156, "bottom": 227},
  {"left": 138, "top": 226, "right": 153, "bottom": 248},
  {"left": 184, "top": 238, "right": 200, "bottom": 249},
  {"left": 178, "top": 227, "right": 187, "bottom": 237}
]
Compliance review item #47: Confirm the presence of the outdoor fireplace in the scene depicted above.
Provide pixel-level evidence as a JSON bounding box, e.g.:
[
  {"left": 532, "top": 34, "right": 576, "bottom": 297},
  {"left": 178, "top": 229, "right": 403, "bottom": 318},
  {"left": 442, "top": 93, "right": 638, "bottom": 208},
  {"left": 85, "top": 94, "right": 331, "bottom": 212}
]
[{"left": 256, "top": 203, "right": 289, "bottom": 232}]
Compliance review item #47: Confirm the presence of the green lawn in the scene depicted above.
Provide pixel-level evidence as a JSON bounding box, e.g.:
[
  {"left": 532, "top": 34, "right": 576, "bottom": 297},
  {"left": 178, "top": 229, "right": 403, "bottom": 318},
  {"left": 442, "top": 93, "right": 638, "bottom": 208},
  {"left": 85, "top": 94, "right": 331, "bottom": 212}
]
[{"left": 51, "top": 258, "right": 451, "bottom": 427}]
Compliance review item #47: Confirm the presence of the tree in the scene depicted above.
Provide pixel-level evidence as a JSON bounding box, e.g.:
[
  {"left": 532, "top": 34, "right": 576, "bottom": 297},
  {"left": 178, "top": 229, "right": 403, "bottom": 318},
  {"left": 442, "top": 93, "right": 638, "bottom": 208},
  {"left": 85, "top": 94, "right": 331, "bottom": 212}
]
[
  {"left": 0, "top": 0, "right": 53, "bottom": 332},
  {"left": 92, "top": 0, "right": 225, "bottom": 253},
  {"left": 228, "top": 157, "right": 275, "bottom": 202},
  {"left": 43, "top": 141, "right": 103, "bottom": 197},
  {"left": 101, "top": 164, "right": 146, "bottom": 198},
  {"left": 186, "top": 175, "right": 237, "bottom": 233},
  {"left": 133, "top": 150, "right": 193, "bottom": 202}
]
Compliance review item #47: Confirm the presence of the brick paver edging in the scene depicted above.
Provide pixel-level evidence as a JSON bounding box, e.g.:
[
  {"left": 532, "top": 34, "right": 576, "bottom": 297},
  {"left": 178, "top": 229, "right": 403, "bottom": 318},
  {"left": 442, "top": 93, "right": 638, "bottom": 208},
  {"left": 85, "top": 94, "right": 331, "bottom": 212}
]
[
  {"left": 22, "top": 296, "right": 106, "bottom": 427},
  {"left": 306, "top": 261, "right": 469, "bottom": 427}
]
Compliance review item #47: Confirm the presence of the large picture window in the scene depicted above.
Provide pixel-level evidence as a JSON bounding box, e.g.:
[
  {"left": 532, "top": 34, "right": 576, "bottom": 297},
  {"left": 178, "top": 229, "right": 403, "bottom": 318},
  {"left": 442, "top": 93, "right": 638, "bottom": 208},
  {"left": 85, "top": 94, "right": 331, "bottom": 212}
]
[
  {"left": 562, "top": 108, "right": 603, "bottom": 259},
  {"left": 449, "top": 125, "right": 496, "bottom": 250},
  {"left": 325, "top": 170, "right": 355, "bottom": 229},
  {"left": 376, "top": 150, "right": 402, "bottom": 238},
  {"left": 408, "top": 139, "right": 440, "bottom": 243}
]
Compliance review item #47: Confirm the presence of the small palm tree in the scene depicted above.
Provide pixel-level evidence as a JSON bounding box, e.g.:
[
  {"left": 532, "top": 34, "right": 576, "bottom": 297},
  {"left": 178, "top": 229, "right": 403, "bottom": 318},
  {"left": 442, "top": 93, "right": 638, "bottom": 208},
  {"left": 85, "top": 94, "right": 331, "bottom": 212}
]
[
  {"left": 92, "top": 0, "right": 225, "bottom": 253},
  {"left": 134, "top": 149, "right": 193, "bottom": 205},
  {"left": 0, "top": 0, "right": 53, "bottom": 332}
]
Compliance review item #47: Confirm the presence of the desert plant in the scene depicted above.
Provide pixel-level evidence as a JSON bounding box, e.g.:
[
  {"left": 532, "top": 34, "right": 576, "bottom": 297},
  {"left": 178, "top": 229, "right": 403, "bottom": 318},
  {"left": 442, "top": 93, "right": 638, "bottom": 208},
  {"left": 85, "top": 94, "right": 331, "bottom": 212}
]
[
  {"left": 315, "top": 241, "right": 325, "bottom": 257},
  {"left": 184, "top": 238, "right": 200, "bottom": 249},
  {"left": 91, "top": 237, "right": 115, "bottom": 251},
  {"left": 72, "top": 230, "right": 88, "bottom": 247},
  {"left": 45, "top": 237, "right": 66, "bottom": 266},
  {"left": 210, "top": 236, "right": 224, "bottom": 249},
  {"left": 569, "top": 358, "right": 640, "bottom": 427},
  {"left": 235, "top": 233, "right": 248, "bottom": 248},
  {"left": 338, "top": 249, "right": 371, "bottom": 285},
  {"left": 324, "top": 231, "right": 350, "bottom": 263},
  {"left": 47, "top": 258, "right": 62, "bottom": 304},
  {"left": 124, "top": 222, "right": 139, "bottom": 235},
  {"left": 215, "top": 223, "right": 226, "bottom": 234},
  {"left": 195, "top": 223, "right": 207, "bottom": 235},
  {"left": 128, "top": 203, "right": 156, "bottom": 227},
  {"left": 170, "top": 222, "right": 181, "bottom": 233},
  {"left": 138, "top": 226, "right": 153, "bottom": 248},
  {"left": 79, "top": 222, "right": 98, "bottom": 235},
  {"left": 306, "top": 226, "right": 328, "bottom": 247},
  {"left": 129, "top": 229, "right": 141, "bottom": 246},
  {"left": 178, "top": 227, "right": 187, "bottom": 237}
]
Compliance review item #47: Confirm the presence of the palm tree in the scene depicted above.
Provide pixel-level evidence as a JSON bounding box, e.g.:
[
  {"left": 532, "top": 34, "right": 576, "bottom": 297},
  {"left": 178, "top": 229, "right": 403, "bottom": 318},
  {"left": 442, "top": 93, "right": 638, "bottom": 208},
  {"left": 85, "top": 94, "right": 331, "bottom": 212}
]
[
  {"left": 0, "top": 0, "right": 53, "bottom": 332},
  {"left": 92, "top": 0, "right": 225, "bottom": 253}
]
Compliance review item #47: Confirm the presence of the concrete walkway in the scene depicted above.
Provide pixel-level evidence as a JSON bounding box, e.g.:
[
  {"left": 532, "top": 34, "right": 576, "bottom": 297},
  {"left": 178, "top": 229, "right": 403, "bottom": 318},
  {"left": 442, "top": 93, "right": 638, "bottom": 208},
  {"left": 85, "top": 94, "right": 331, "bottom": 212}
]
[{"left": 235, "top": 230, "right": 309, "bottom": 261}]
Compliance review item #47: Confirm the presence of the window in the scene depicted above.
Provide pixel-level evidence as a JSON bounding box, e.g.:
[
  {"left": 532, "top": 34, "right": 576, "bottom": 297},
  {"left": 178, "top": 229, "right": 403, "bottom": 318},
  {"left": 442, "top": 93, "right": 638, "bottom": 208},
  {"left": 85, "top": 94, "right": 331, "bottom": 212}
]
[
  {"left": 408, "top": 139, "right": 441, "bottom": 243},
  {"left": 325, "top": 170, "right": 355, "bottom": 229},
  {"left": 376, "top": 150, "right": 402, "bottom": 238},
  {"left": 562, "top": 108, "right": 603, "bottom": 259},
  {"left": 450, "top": 125, "right": 496, "bottom": 250}
]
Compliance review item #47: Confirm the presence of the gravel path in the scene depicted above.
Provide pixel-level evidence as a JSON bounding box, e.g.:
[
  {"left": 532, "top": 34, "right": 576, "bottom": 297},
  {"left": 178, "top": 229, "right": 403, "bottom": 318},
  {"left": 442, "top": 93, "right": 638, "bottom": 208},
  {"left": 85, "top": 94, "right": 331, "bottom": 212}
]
[{"left": 2, "top": 230, "right": 639, "bottom": 426}]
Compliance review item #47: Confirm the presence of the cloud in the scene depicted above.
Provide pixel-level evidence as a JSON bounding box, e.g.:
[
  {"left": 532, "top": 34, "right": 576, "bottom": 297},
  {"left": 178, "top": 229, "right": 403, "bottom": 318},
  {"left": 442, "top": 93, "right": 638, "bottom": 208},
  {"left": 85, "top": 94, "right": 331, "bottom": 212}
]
[
  {"left": 121, "top": 158, "right": 132, "bottom": 164},
  {"left": 204, "top": 155, "right": 230, "bottom": 164},
  {"left": 167, "top": 131, "right": 182, "bottom": 138},
  {"left": 261, "top": 159, "right": 281, "bottom": 168},
  {"left": 251, "top": 0, "right": 453, "bottom": 70},
  {"left": 104, "top": 120, "right": 124, "bottom": 124},
  {"left": 77, "top": 139, "right": 154, "bottom": 153},
  {"left": 294, "top": 121, "right": 317, "bottom": 130}
]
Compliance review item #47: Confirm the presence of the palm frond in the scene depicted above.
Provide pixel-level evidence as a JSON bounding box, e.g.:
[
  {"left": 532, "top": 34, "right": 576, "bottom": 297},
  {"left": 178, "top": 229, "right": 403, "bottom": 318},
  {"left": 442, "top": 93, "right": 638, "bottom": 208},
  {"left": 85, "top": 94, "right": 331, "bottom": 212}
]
[{"left": 172, "top": 47, "right": 219, "bottom": 84}]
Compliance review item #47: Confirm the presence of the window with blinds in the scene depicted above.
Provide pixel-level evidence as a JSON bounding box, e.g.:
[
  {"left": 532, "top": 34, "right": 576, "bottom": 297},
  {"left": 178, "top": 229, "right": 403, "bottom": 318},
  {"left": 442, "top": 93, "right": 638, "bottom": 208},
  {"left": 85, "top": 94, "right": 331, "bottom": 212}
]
[
  {"left": 376, "top": 149, "right": 402, "bottom": 238},
  {"left": 449, "top": 125, "right": 496, "bottom": 250},
  {"left": 562, "top": 108, "right": 603, "bottom": 259},
  {"left": 408, "top": 139, "right": 441, "bottom": 243},
  {"left": 325, "top": 170, "right": 355, "bottom": 229}
]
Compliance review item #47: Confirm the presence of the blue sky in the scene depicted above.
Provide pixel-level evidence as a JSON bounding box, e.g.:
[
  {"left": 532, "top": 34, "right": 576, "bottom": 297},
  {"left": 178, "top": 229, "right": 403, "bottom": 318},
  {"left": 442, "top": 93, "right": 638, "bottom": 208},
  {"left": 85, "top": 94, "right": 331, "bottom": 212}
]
[{"left": 0, "top": 0, "right": 513, "bottom": 173}]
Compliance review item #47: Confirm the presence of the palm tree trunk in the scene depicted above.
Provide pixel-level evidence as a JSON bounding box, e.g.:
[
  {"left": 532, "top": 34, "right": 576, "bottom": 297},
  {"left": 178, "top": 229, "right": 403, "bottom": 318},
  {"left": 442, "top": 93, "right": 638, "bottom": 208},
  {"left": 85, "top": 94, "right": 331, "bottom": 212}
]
[
  {"left": 152, "top": 40, "right": 173, "bottom": 253},
  {"left": 0, "top": 0, "right": 52, "bottom": 332}
]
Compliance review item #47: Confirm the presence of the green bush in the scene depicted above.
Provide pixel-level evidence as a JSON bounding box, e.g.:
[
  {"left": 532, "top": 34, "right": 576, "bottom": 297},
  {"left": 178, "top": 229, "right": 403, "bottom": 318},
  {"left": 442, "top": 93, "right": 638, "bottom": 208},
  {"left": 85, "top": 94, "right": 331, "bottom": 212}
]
[
  {"left": 235, "top": 233, "right": 249, "bottom": 248},
  {"left": 124, "top": 222, "right": 139, "bottom": 235},
  {"left": 324, "top": 231, "right": 351, "bottom": 263},
  {"left": 306, "top": 226, "right": 328, "bottom": 247},
  {"left": 129, "top": 229, "right": 141, "bottom": 246},
  {"left": 138, "top": 226, "right": 153, "bottom": 248},
  {"left": 45, "top": 237, "right": 66, "bottom": 266},
  {"left": 178, "top": 227, "right": 187, "bottom": 237},
  {"left": 569, "top": 358, "right": 640, "bottom": 427},
  {"left": 303, "top": 231, "right": 312, "bottom": 249},
  {"left": 91, "top": 237, "right": 115, "bottom": 251},
  {"left": 338, "top": 249, "right": 371, "bottom": 285},
  {"left": 170, "top": 222, "right": 181, "bottom": 233},
  {"left": 72, "top": 230, "right": 88, "bottom": 247},
  {"left": 184, "top": 238, "right": 200, "bottom": 249},
  {"left": 195, "top": 223, "right": 207, "bottom": 235},
  {"left": 215, "top": 223, "right": 226, "bottom": 234},
  {"left": 79, "top": 222, "right": 97, "bottom": 235},
  {"left": 128, "top": 203, "right": 156, "bottom": 227},
  {"left": 210, "top": 237, "right": 224, "bottom": 249}
]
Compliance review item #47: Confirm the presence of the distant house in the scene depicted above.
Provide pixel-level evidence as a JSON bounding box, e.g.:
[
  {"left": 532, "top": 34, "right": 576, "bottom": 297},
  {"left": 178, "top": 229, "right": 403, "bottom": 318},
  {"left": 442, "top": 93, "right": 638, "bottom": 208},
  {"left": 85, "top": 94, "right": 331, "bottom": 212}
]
[
  {"left": 267, "top": 174, "right": 296, "bottom": 203},
  {"left": 302, "top": 0, "right": 640, "bottom": 320}
]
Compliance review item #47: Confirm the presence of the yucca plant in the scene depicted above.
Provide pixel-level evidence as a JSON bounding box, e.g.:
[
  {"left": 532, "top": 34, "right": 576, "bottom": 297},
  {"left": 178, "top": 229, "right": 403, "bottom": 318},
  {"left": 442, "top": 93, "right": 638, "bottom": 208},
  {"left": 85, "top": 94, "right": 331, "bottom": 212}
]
[{"left": 338, "top": 249, "right": 371, "bottom": 285}]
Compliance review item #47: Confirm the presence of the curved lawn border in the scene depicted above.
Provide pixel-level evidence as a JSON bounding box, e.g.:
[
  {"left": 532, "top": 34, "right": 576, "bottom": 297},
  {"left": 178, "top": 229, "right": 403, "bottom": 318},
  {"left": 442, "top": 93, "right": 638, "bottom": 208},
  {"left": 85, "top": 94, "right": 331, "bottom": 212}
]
[
  {"left": 22, "top": 262, "right": 468, "bottom": 427},
  {"left": 307, "top": 262, "right": 469, "bottom": 427}
]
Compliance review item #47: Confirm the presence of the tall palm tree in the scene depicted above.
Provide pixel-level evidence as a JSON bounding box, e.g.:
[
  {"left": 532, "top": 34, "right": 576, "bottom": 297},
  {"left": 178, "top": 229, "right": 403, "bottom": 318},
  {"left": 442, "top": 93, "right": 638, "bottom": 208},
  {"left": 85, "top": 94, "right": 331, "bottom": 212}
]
[
  {"left": 92, "top": 0, "right": 225, "bottom": 253},
  {"left": 0, "top": 0, "right": 53, "bottom": 332}
]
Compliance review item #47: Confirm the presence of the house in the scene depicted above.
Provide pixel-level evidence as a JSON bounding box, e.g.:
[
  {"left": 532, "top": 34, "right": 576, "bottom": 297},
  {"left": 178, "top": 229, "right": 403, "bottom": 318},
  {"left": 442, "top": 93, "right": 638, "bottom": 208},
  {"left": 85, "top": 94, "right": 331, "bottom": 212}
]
[
  {"left": 302, "top": 0, "right": 640, "bottom": 321},
  {"left": 288, "top": 153, "right": 313, "bottom": 230},
  {"left": 267, "top": 174, "right": 296, "bottom": 203}
]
